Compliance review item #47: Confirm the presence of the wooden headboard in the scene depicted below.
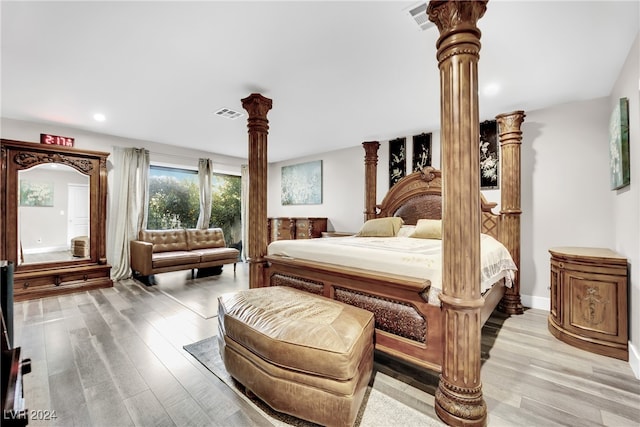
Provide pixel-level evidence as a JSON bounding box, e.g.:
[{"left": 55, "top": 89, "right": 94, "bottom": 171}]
[{"left": 375, "top": 166, "right": 501, "bottom": 240}]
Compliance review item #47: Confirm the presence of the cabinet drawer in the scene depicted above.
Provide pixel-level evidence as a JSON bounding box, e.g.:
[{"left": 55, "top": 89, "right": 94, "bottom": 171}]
[{"left": 14, "top": 275, "right": 53, "bottom": 291}]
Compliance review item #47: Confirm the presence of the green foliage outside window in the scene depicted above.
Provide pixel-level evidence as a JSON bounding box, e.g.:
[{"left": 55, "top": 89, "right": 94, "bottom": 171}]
[
  {"left": 210, "top": 175, "right": 241, "bottom": 244},
  {"left": 147, "top": 167, "right": 241, "bottom": 246}
]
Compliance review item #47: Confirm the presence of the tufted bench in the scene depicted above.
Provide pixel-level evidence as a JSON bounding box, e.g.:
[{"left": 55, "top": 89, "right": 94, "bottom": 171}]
[{"left": 218, "top": 286, "right": 374, "bottom": 427}]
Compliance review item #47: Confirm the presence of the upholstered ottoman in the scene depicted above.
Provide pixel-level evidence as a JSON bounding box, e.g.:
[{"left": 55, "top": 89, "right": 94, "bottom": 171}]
[
  {"left": 217, "top": 286, "right": 374, "bottom": 427},
  {"left": 71, "top": 236, "right": 89, "bottom": 257}
]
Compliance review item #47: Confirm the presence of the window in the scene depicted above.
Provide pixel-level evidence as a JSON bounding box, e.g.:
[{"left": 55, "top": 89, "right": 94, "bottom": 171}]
[
  {"left": 147, "top": 166, "right": 241, "bottom": 246},
  {"left": 210, "top": 174, "right": 241, "bottom": 245},
  {"left": 147, "top": 166, "right": 198, "bottom": 229}
]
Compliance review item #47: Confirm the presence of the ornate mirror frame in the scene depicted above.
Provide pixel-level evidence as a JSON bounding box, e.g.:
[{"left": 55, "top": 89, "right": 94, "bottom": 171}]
[{"left": 1, "top": 139, "right": 112, "bottom": 301}]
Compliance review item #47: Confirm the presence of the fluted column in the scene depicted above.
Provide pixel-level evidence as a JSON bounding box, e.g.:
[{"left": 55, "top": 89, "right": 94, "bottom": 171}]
[
  {"left": 242, "top": 93, "right": 272, "bottom": 289},
  {"left": 362, "top": 141, "right": 380, "bottom": 221},
  {"left": 428, "top": 1, "right": 488, "bottom": 426},
  {"left": 496, "top": 110, "right": 526, "bottom": 314}
]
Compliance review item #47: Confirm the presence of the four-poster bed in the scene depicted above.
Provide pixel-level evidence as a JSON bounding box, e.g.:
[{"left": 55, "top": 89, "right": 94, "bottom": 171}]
[{"left": 241, "top": 2, "right": 525, "bottom": 425}]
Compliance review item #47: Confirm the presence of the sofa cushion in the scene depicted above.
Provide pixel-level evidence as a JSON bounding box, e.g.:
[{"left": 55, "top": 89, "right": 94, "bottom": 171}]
[
  {"left": 193, "top": 247, "right": 239, "bottom": 263},
  {"left": 152, "top": 251, "right": 200, "bottom": 268},
  {"left": 186, "top": 228, "right": 226, "bottom": 250},
  {"left": 139, "top": 229, "right": 188, "bottom": 253}
]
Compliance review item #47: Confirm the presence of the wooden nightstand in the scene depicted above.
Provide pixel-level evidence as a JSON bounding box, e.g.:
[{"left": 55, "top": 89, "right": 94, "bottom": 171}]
[{"left": 548, "top": 247, "right": 628, "bottom": 360}]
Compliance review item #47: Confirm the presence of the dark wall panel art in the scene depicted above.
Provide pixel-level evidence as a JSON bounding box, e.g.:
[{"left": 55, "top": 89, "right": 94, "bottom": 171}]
[
  {"left": 412, "top": 133, "right": 432, "bottom": 172},
  {"left": 480, "top": 120, "right": 499, "bottom": 189},
  {"left": 389, "top": 137, "right": 406, "bottom": 188}
]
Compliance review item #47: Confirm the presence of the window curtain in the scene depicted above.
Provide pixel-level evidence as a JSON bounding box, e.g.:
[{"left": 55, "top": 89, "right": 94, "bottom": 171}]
[
  {"left": 240, "top": 164, "right": 249, "bottom": 262},
  {"left": 196, "top": 158, "right": 213, "bottom": 229},
  {"left": 107, "top": 147, "right": 150, "bottom": 280}
]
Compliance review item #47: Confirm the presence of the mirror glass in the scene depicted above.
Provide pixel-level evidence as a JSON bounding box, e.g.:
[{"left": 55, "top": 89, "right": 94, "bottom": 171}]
[{"left": 17, "top": 163, "right": 90, "bottom": 265}]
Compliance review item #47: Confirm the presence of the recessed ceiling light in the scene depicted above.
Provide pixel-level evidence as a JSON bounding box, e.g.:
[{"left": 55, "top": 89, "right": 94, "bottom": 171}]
[
  {"left": 93, "top": 113, "right": 106, "bottom": 122},
  {"left": 483, "top": 83, "right": 501, "bottom": 97}
]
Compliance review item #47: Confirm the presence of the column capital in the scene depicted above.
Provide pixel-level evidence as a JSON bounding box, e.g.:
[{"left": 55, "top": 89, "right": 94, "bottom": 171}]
[{"left": 242, "top": 93, "right": 273, "bottom": 134}]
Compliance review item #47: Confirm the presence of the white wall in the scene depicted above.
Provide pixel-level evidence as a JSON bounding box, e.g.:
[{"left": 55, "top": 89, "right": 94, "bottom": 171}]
[
  {"left": 610, "top": 34, "right": 639, "bottom": 377},
  {"left": 522, "top": 97, "right": 615, "bottom": 305}
]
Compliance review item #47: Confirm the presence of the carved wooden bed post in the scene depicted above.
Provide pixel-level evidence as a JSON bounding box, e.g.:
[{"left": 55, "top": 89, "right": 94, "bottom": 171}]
[
  {"left": 363, "top": 141, "right": 380, "bottom": 221},
  {"left": 428, "top": 1, "right": 489, "bottom": 426},
  {"left": 242, "top": 93, "right": 273, "bottom": 289},
  {"left": 496, "top": 110, "right": 526, "bottom": 315}
]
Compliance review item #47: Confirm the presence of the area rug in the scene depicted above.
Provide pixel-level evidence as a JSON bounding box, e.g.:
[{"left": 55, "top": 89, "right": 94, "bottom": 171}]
[{"left": 183, "top": 336, "right": 446, "bottom": 427}]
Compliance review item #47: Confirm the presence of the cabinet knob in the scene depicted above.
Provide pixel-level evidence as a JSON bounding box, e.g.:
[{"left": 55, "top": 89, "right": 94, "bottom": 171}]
[{"left": 558, "top": 262, "right": 564, "bottom": 269}]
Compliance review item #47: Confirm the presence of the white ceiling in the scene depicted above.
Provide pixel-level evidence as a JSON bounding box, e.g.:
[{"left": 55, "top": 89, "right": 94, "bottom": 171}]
[{"left": 1, "top": 1, "right": 638, "bottom": 163}]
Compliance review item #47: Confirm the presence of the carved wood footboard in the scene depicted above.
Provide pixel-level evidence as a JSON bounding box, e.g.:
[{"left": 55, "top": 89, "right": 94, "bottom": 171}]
[{"left": 264, "top": 255, "right": 507, "bottom": 372}]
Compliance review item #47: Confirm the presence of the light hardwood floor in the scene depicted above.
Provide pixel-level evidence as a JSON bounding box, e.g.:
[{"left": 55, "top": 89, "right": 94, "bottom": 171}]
[{"left": 9, "top": 264, "right": 640, "bottom": 426}]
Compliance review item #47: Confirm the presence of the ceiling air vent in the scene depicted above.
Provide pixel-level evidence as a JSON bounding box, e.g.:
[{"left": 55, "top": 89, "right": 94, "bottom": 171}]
[
  {"left": 215, "top": 108, "right": 243, "bottom": 120},
  {"left": 405, "top": 2, "right": 434, "bottom": 31}
]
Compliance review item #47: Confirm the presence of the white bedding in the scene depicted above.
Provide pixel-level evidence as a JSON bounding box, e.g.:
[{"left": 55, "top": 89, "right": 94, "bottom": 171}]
[{"left": 267, "top": 233, "right": 517, "bottom": 305}]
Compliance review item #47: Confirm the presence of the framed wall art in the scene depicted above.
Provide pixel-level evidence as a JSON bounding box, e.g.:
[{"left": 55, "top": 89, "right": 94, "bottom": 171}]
[
  {"left": 19, "top": 180, "right": 54, "bottom": 207},
  {"left": 389, "top": 137, "right": 406, "bottom": 188},
  {"left": 281, "top": 160, "right": 323, "bottom": 205},
  {"left": 609, "top": 97, "right": 630, "bottom": 190},
  {"left": 412, "top": 133, "right": 432, "bottom": 172},
  {"left": 480, "top": 120, "right": 499, "bottom": 189}
]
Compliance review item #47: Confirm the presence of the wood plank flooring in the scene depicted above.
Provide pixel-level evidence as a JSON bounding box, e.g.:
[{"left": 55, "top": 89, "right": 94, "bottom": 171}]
[{"left": 9, "top": 264, "right": 640, "bottom": 426}]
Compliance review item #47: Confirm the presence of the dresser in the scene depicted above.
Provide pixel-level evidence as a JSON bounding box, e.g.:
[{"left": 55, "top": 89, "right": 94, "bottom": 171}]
[
  {"left": 548, "top": 247, "right": 628, "bottom": 360},
  {"left": 268, "top": 217, "right": 327, "bottom": 243}
]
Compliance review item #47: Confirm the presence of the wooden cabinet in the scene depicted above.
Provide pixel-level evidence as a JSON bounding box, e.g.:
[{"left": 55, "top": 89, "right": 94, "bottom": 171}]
[
  {"left": 1, "top": 139, "right": 112, "bottom": 301},
  {"left": 548, "top": 247, "right": 628, "bottom": 360},
  {"left": 268, "top": 217, "right": 327, "bottom": 243}
]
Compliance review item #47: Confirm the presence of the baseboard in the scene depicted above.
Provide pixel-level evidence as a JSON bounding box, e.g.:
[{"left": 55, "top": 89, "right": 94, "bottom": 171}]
[
  {"left": 521, "top": 294, "right": 549, "bottom": 311},
  {"left": 629, "top": 341, "right": 640, "bottom": 379}
]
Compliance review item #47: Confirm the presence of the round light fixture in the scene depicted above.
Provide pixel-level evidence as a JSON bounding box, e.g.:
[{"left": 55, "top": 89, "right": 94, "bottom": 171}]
[{"left": 93, "top": 113, "right": 106, "bottom": 122}]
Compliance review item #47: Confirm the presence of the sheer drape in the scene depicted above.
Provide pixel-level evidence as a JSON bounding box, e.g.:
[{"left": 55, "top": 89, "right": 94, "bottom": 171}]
[
  {"left": 240, "top": 164, "right": 249, "bottom": 262},
  {"left": 196, "top": 158, "right": 213, "bottom": 229},
  {"left": 107, "top": 147, "right": 149, "bottom": 280}
]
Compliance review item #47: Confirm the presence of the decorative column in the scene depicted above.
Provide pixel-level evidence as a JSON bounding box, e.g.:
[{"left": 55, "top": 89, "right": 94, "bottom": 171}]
[
  {"left": 362, "top": 141, "right": 380, "bottom": 221},
  {"left": 496, "top": 110, "right": 526, "bottom": 314},
  {"left": 242, "top": 93, "right": 273, "bottom": 289},
  {"left": 427, "top": 1, "right": 488, "bottom": 426}
]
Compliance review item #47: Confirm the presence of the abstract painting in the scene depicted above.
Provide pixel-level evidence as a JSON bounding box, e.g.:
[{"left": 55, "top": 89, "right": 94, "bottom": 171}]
[
  {"left": 19, "top": 180, "right": 54, "bottom": 207},
  {"left": 281, "top": 160, "right": 322, "bottom": 205},
  {"left": 609, "top": 97, "right": 630, "bottom": 190}
]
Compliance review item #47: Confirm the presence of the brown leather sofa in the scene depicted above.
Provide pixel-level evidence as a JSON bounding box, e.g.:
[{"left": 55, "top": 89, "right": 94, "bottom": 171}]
[{"left": 130, "top": 228, "right": 239, "bottom": 281}]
